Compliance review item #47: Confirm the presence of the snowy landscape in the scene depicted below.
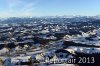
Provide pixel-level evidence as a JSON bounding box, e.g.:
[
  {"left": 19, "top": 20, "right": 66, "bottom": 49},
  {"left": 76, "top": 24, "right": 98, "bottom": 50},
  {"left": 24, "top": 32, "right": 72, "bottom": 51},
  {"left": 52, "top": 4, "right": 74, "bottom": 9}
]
[{"left": 0, "top": 16, "right": 100, "bottom": 66}]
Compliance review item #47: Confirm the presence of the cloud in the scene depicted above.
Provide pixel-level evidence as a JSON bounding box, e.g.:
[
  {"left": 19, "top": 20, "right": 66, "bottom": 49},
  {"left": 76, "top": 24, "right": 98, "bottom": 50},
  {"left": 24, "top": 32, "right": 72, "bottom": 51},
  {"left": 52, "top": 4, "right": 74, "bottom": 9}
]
[{"left": 0, "top": 0, "right": 41, "bottom": 17}]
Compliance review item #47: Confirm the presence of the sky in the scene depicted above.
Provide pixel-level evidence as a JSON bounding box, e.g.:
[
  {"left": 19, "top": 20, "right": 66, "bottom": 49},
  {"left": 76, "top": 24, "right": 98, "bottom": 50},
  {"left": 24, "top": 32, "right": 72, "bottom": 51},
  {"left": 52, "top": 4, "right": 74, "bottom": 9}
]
[{"left": 0, "top": 0, "right": 100, "bottom": 17}]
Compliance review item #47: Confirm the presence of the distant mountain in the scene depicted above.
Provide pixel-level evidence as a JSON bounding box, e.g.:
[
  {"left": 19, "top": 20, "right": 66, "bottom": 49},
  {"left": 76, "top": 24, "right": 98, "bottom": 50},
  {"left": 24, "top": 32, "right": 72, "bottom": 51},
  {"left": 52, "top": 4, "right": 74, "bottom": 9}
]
[{"left": 0, "top": 16, "right": 100, "bottom": 24}]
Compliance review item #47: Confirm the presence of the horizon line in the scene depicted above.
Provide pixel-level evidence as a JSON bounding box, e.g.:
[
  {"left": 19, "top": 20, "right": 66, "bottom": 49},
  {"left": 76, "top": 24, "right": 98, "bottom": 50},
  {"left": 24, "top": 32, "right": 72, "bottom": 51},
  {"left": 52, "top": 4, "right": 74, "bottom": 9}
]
[{"left": 1, "top": 15, "right": 100, "bottom": 18}]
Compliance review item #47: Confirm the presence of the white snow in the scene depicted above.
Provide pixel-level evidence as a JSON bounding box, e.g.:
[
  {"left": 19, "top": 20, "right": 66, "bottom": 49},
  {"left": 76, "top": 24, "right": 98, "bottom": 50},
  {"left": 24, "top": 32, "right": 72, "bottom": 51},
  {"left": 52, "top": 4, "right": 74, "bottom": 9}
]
[{"left": 0, "top": 47, "right": 9, "bottom": 54}]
